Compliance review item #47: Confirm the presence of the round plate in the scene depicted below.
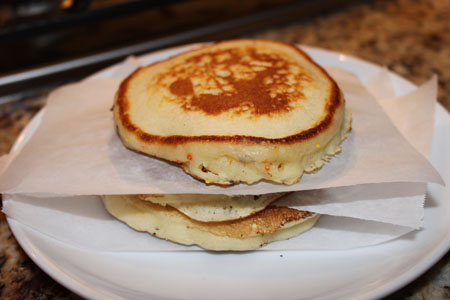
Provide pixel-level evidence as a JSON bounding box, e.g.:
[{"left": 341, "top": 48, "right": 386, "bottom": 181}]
[{"left": 7, "top": 45, "right": 450, "bottom": 300}]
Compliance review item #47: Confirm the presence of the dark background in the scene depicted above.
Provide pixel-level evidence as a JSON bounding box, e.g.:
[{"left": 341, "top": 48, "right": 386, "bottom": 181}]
[{"left": 0, "top": 0, "right": 362, "bottom": 103}]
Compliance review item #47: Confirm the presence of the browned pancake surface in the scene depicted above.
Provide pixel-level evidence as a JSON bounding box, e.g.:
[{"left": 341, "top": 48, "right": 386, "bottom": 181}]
[{"left": 115, "top": 39, "right": 341, "bottom": 145}]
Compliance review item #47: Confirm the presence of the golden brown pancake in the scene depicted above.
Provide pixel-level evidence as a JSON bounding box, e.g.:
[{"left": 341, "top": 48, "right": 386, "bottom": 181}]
[
  {"left": 114, "top": 39, "right": 351, "bottom": 185},
  {"left": 102, "top": 194, "right": 320, "bottom": 251}
]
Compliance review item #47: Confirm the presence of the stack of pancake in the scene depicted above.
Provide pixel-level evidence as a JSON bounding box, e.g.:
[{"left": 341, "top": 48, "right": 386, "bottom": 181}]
[{"left": 102, "top": 39, "right": 351, "bottom": 251}]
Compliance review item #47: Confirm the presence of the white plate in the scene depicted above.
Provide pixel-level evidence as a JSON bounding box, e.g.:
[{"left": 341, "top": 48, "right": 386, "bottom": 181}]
[{"left": 7, "top": 45, "right": 450, "bottom": 300}]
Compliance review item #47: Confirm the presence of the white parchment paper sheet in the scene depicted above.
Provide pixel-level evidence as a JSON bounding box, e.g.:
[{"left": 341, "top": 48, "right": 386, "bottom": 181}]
[
  {"left": 0, "top": 68, "right": 442, "bottom": 196},
  {"left": 1, "top": 58, "right": 441, "bottom": 250},
  {"left": 2, "top": 193, "right": 414, "bottom": 251}
]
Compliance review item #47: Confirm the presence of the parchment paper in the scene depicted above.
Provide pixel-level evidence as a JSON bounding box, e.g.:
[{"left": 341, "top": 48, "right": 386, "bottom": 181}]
[
  {"left": 0, "top": 67, "right": 442, "bottom": 196},
  {"left": 0, "top": 58, "right": 441, "bottom": 250},
  {"left": 2, "top": 193, "right": 414, "bottom": 251}
]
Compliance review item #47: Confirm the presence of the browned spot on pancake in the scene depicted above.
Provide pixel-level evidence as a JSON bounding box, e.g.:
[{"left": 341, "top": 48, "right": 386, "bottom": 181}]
[
  {"left": 159, "top": 47, "right": 310, "bottom": 116},
  {"left": 188, "top": 69, "right": 292, "bottom": 115},
  {"left": 169, "top": 78, "right": 194, "bottom": 96},
  {"left": 205, "top": 206, "right": 313, "bottom": 238}
]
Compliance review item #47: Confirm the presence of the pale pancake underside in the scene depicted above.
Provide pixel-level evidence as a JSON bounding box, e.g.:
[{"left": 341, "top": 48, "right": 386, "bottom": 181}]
[
  {"left": 102, "top": 194, "right": 320, "bottom": 251},
  {"left": 137, "top": 193, "right": 286, "bottom": 222}
]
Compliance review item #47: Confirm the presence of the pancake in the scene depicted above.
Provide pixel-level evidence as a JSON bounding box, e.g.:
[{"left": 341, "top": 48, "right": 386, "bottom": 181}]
[
  {"left": 137, "top": 193, "right": 286, "bottom": 222},
  {"left": 114, "top": 39, "right": 351, "bottom": 185},
  {"left": 102, "top": 194, "right": 320, "bottom": 251}
]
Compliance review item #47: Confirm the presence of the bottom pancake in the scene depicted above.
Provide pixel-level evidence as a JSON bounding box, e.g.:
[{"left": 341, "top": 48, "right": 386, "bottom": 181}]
[{"left": 102, "top": 194, "right": 319, "bottom": 251}]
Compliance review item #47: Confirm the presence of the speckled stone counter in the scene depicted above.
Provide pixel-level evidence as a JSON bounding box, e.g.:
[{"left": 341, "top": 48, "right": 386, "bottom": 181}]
[{"left": 1, "top": 0, "right": 449, "bottom": 298}]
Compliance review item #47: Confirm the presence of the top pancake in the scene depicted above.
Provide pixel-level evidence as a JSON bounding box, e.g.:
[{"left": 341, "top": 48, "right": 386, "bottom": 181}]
[{"left": 114, "top": 39, "right": 350, "bottom": 185}]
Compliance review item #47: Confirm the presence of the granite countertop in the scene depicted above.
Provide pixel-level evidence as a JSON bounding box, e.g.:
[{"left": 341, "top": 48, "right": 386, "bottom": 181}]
[{"left": 1, "top": 0, "right": 449, "bottom": 298}]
